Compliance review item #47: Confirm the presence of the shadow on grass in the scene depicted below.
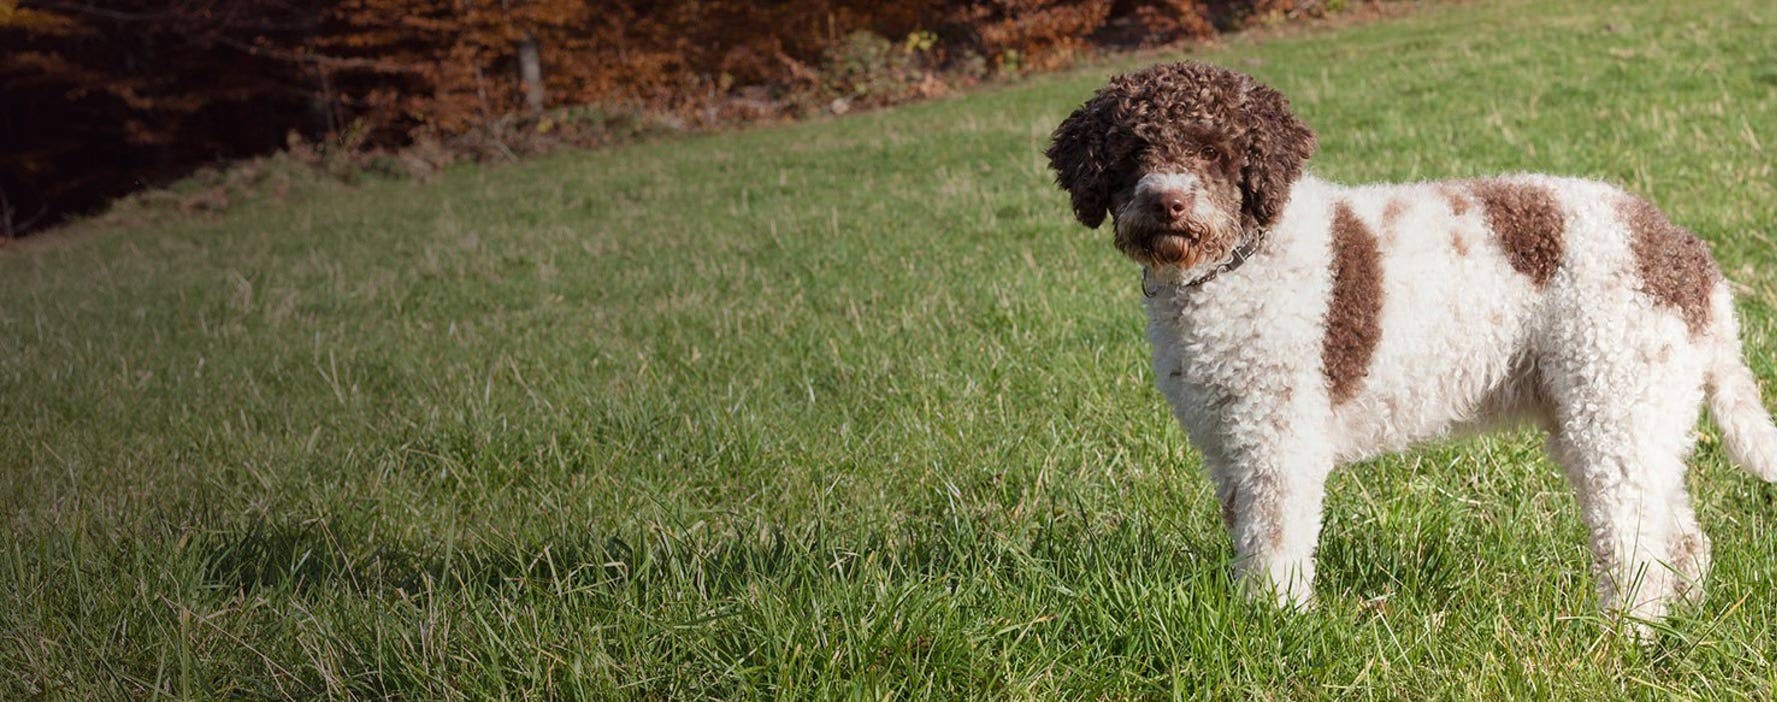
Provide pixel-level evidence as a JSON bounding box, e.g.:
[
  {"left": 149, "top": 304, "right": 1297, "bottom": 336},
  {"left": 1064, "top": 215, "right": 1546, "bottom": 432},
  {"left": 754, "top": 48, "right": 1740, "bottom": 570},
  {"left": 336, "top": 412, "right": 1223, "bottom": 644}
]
[
  {"left": 194, "top": 503, "right": 1464, "bottom": 623},
  {"left": 194, "top": 502, "right": 1259, "bottom": 603}
]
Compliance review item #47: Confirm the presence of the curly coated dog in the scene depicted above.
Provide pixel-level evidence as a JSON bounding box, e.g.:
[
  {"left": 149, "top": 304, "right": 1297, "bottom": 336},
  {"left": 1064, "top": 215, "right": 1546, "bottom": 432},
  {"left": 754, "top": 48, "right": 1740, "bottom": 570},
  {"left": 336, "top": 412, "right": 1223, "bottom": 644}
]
[{"left": 1045, "top": 61, "right": 1777, "bottom": 624}]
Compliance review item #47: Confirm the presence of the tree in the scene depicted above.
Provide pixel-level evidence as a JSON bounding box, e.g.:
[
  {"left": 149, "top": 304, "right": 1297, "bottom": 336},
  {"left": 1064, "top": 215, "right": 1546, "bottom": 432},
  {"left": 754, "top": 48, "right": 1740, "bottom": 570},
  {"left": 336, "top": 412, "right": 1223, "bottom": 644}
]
[{"left": 1, "top": 0, "right": 322, "bottom": 233}]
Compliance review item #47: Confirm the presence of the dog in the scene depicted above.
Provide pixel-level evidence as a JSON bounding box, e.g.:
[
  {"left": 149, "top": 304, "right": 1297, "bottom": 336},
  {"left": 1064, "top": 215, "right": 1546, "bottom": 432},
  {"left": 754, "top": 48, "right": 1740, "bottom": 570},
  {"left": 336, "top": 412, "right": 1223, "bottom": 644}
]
[{"left": 1044, "top": 61, "right": 1777, "bottom": 624}]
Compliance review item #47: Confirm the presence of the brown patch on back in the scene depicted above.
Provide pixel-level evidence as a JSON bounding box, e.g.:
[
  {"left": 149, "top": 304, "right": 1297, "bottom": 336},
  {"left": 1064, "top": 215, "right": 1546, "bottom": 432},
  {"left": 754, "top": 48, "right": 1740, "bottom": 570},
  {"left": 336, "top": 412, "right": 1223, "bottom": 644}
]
[
  {"left": 1620, "top": 195, "right": 1719, "bottom": 336},
  {"left": 1450, "top": 231, "right": 1470, "bottom": 257},
  {"left": 1382, "top": 198, "right": 1407, "bottom": 227},
  {"left": 1379, "top": 198, "right": 1407, "bottom": 245},
  {"left": 1470, "top": 180, "right": 1565, "bottom": 287},
  {"left": 1323, "top": 202, "right": 1384, "bottom": 405},
  {"left": 1438, "top": 185, "right": 1472, "bottom": 216}
]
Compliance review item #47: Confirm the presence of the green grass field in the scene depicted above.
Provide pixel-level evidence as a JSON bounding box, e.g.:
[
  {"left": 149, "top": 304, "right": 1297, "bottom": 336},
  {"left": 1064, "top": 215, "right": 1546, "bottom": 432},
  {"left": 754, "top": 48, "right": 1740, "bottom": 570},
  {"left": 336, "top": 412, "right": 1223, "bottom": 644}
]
[{"left": 6, "top": 0, "right": 1777, "bottom": 697}]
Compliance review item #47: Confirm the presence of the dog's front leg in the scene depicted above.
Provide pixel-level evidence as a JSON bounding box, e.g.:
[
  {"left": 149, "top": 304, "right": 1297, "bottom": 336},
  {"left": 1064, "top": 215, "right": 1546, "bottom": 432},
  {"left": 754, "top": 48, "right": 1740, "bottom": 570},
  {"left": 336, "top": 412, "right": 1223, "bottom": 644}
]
[{"left": 1211, "top": 437, "right": 1333, "bottom": 609}]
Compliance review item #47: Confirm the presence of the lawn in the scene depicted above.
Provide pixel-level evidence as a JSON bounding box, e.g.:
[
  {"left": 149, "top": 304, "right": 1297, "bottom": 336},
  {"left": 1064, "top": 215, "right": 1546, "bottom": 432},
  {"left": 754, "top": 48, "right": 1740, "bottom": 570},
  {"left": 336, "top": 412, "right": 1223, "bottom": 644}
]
[{"left": 6, "top": 0, "right": 1777, "bottom": 697}]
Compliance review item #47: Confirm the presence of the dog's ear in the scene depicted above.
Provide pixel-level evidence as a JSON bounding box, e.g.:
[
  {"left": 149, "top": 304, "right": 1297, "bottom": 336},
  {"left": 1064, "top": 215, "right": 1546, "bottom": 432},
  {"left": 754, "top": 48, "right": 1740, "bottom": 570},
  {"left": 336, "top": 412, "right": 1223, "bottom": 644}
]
[
  {"left": 1237, "top": 81, "right": 1317, "bottom": 230},
  {"left": 1046, "top": 92, "right": 1118, "bottom": 229}
]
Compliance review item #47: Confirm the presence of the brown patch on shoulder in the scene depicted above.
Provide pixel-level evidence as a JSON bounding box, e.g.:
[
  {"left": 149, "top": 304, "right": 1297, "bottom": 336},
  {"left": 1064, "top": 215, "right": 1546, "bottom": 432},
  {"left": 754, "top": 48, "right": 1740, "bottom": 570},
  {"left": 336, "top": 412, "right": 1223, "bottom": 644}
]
[
  {"left": 1450, "top": 231, "right": 1470, "bottom": 257},
  {"left": 1323, "top": 202, "right": 1384, "bottom": 406},
  {"left": 1470, "top": 179, "right": 1565, "bottom": 287},
  {"left": 1620, "top": 195, "right": 1719, "bottom": 336},
  {"left": 1438, "top": 185, "right": 1472, "bottom": 216}
]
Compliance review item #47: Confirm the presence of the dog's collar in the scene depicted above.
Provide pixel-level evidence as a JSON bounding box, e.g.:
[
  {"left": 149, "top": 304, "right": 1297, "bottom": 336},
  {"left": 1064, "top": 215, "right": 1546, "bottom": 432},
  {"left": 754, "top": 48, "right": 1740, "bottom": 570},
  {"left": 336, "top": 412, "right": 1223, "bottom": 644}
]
[{"left": 1142, "top": 230, "right": 1266, "bottom": 298}]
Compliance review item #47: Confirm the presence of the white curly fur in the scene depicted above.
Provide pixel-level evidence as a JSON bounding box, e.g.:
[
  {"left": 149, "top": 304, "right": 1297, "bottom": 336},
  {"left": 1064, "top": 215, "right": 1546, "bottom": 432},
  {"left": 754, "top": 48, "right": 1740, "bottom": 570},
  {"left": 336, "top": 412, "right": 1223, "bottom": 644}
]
[{"left": 1140, "top": 172, "right": 1777, "bottom": 624}]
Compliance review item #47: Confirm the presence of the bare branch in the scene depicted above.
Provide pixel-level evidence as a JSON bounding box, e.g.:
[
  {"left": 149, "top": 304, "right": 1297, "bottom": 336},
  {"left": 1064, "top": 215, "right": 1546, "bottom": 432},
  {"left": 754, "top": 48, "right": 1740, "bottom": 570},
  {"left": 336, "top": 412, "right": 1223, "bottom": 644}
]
[{"left": 213, "top": 35, "right": 421, "bottom": 74}]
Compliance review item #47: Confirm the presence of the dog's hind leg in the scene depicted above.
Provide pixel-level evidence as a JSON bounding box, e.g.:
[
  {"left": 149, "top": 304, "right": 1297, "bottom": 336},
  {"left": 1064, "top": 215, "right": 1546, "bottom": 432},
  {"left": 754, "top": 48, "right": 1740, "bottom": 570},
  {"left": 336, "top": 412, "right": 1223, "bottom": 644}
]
[
  {"left": 1666, "top": 481, "right": 1711, "bottom": 607},
  {"left": 1547, "top": 438, "right": 1691, "bottom": 623},
  {"left": 1540, "top": 321, "right": 1713, "bottom": 626},
  {"left": 1547, "top": 434, "right": 1704, "bottom": 627}
]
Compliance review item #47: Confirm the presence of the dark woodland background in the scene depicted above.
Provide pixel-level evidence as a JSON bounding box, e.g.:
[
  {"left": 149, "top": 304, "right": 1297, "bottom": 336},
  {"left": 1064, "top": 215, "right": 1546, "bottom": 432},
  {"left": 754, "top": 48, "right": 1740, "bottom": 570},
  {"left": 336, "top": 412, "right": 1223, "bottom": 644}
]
[{"left": 0, "top": 0, "right": 1345, "bottom": 236}]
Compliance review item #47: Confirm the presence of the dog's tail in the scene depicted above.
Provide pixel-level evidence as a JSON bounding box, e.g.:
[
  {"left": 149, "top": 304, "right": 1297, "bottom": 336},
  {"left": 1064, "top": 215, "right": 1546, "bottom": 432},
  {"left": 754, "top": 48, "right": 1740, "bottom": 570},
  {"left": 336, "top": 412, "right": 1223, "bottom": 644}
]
[{"left": 1706, "top": 284, "right": 1777, "bottom": 482}]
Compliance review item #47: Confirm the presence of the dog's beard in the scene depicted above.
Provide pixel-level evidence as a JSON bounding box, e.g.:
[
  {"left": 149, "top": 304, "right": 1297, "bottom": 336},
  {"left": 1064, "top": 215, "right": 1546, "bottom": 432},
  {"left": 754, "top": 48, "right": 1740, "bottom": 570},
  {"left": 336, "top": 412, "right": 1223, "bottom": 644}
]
[{"left": 1116, "top": 216, "right": 1240, "bottom": 271}]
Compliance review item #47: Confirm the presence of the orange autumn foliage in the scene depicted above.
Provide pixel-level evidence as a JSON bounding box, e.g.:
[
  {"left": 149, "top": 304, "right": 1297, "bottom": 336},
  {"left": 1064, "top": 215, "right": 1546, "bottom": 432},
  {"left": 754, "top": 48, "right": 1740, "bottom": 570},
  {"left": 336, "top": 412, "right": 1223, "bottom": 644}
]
[{"left": 1, "top": 0, "right": 1346, "bottom": 236}]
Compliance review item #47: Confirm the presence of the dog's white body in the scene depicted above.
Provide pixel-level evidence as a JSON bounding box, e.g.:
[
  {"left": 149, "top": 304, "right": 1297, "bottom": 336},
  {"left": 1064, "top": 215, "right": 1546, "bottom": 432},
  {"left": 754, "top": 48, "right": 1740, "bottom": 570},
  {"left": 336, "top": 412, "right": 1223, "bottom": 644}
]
[{"left": 1142, "top": 172, "right": 1777, "bottom": 619}]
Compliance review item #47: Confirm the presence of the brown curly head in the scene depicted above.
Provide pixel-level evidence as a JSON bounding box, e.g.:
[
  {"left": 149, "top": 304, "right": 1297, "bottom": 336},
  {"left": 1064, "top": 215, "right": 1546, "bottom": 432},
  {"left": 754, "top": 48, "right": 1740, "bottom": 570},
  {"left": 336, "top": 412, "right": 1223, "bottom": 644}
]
[{"left": 1044, "top": 62, "right": 1317, "bottom": 269}]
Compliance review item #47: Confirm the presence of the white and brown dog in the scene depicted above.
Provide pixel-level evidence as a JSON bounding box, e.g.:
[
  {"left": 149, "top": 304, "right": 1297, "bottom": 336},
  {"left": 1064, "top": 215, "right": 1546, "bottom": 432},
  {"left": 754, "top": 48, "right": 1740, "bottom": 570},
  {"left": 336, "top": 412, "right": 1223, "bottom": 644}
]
[{"left": 1045, "top": 61, "right": 1777, "bottom": 623}]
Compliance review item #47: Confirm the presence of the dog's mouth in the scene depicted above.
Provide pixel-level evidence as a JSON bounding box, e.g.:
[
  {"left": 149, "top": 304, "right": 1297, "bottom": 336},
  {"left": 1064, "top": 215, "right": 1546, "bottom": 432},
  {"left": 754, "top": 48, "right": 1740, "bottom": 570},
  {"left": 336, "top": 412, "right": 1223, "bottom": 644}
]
[
  {"left": 1115, "top": 218, "right": 1238, "bottom": 270},
  {"left": 1141, "top": 226, "right": 1210, "bottom": 264},
  {"left": 1146, "top": 230, "right": 1197, "bottom": 262}
]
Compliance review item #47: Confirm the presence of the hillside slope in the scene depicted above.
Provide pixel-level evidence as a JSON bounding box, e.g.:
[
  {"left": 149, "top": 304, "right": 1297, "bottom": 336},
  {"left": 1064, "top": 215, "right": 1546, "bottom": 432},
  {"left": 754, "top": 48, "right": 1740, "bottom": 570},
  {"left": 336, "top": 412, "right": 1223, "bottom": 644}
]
[{"left": 4, "top": 0, "right": 1776, "bottom": 697}]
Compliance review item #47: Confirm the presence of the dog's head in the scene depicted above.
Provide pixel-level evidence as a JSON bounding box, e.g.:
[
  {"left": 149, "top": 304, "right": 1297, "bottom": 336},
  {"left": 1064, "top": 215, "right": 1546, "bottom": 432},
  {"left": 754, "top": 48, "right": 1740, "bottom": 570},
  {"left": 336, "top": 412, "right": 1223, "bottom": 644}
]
[{"left": 1045, "top": 62, "right": 1317, "bottom": 270}]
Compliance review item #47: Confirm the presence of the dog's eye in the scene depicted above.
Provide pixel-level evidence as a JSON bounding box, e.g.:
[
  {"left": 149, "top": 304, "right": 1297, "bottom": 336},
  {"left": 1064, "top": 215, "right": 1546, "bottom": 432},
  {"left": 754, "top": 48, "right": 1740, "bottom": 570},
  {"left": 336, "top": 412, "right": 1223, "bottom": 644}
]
[{"left": 1197, "top": 145, "right": 1222, "bottom": 161}]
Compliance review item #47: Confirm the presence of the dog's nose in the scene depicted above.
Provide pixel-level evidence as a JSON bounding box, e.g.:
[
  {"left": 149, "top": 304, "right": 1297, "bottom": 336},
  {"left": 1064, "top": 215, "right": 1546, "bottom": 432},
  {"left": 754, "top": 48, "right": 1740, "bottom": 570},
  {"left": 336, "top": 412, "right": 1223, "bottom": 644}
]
[{"left": 1155, "top": 191, "right": 1192, "bottom": 221}]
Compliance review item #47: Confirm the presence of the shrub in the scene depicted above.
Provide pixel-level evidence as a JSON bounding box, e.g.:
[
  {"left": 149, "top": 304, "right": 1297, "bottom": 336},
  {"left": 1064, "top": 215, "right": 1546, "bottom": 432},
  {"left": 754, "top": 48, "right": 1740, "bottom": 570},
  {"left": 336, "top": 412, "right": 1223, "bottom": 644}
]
[
  {"left": 1134, "top": 0, "right": 1219, "bottom": 45},
  {"left": 959, "top": 0, "right": 1114, "bottom": 73}
]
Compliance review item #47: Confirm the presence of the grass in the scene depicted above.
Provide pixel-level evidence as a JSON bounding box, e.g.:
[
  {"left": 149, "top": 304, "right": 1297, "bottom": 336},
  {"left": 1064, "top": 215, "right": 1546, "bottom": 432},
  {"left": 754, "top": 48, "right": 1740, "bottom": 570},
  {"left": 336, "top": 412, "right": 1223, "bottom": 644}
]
[{"left": 5, "top": 0, "right": 1777, "bottom": 697}]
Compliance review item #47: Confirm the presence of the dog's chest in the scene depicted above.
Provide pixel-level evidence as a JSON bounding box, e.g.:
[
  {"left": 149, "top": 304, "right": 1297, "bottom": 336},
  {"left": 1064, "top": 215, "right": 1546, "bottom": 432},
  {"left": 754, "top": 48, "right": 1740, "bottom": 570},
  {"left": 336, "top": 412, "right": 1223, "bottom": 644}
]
[{"left": 1142, "top": 269, "right": 1331, "bottom": 448}]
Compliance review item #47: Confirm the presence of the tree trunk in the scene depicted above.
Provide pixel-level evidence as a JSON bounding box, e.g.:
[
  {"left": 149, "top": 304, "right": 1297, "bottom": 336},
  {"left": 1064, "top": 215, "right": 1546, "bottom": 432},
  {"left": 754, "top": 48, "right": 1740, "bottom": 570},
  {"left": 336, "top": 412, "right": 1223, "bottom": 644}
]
[{"left": 517, "top": 32, "right": 544, "bottom": 116}]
